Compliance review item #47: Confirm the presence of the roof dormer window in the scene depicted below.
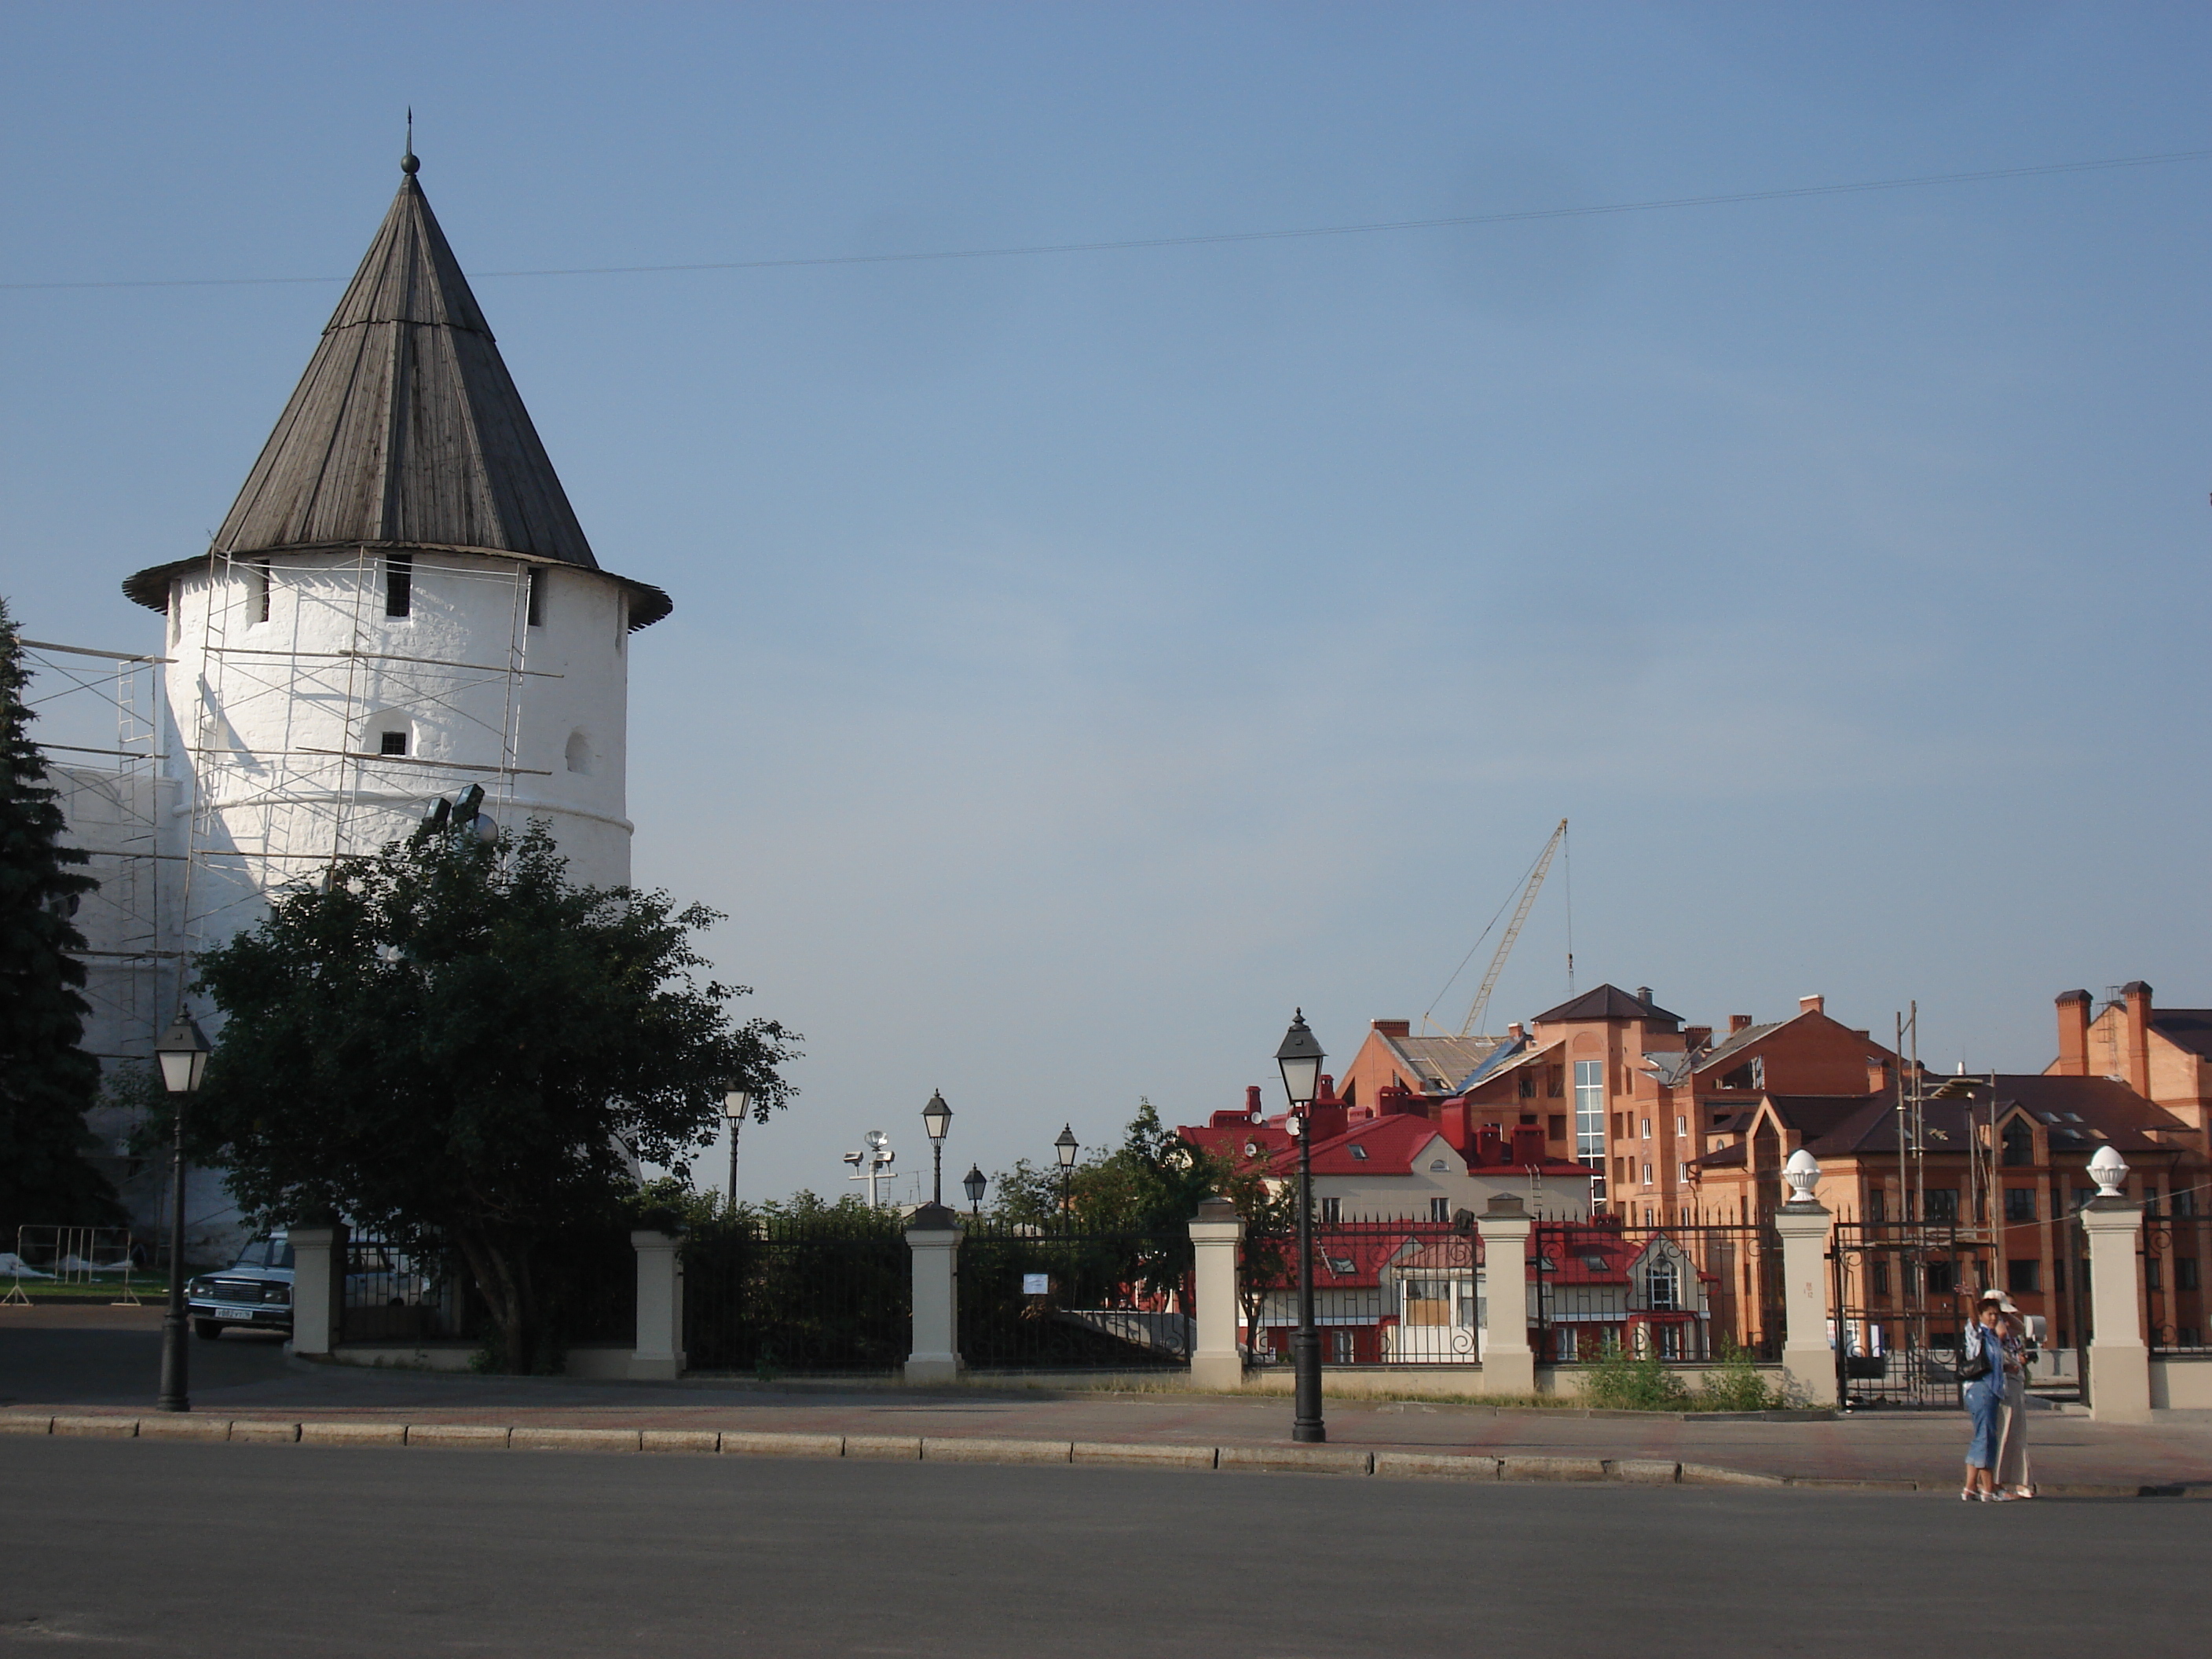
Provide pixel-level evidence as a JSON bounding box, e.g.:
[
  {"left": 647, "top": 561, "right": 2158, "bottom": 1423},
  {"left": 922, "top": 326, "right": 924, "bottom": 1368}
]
[
  {"left": 1350, "top": 1145, "right": 1368, "bottom": 1160},
  {"left": 1429, "top": 1159, "right": 1448, "bottom": 1171}
]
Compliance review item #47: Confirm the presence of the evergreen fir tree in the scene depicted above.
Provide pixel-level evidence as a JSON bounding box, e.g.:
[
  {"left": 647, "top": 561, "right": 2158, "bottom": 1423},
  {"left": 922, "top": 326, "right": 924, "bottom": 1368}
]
[{"left": 0, "top": 598, "right": 121, "bottom": 1241}]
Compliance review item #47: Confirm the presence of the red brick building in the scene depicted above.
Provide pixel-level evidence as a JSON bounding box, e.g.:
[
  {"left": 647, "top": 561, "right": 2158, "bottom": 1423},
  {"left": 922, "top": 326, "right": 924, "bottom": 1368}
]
[{"left": 1334, "top": 985, "right": 1895, "bottom": 1221}]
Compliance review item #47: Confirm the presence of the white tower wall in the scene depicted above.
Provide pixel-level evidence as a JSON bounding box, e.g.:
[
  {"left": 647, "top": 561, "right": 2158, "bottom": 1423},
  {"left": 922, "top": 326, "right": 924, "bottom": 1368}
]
[{"left": 161, "top": 548, "right": 632, "bottom": 958}]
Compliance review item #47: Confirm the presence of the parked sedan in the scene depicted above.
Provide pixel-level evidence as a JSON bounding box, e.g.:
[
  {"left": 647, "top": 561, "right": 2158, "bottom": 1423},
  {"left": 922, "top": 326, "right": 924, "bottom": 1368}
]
[{"left": 186, "top": 1235, "right": 294, "bottom": 1339}]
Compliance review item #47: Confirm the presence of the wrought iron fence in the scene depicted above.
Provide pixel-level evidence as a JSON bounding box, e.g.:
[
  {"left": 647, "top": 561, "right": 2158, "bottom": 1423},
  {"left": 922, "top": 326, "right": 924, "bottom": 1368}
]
[
  {"left": 539, "top": 1227, "right": 638, "bottom": 1347},
  {"left": 1534, "top": 1219, "right": 1781, "bottom": 1365},
  {"left": 339, "top": 1234, "right": 459, "bottom": 1342},
  {"left": 337, "top": 1229, "right": 634, "bottom": 1348},
  {"left": 1828, "top": 1220, "right": 1987, "bottom": 1408},
  {"left": 1242, "top": 1219, "right": 1480, "bottom": 1367},
  {"left": 2145, "top": 1215, "right": 2211, "bottom": 1355},
  {"left": 683, "top": 1218, "right": 910, "bottom": 1375},
  {"left": 959, "top": 1225, "right": 1193, "bottom": 1372}
]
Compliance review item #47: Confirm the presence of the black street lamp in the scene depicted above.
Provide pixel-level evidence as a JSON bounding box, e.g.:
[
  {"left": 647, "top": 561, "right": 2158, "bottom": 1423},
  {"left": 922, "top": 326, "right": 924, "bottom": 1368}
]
[
  {"left": 962, "top": 1163, "right": 987, "bottom": 1214},
  {"left": 1275, "top": 1009, "right": 1326, "bottom": 1444},
  {"left": 154, "top": 1011, "right": 211, "bottom": 1414},
  {"left": 922, "top": 1090, "right": 953, "bottom": 1205},
  {"left": 1053, "top": 1124, "right": 1079, "bottom": 1218},
  {"left": 722, "top": 1086, "right": 753, "bottom": 1207}
]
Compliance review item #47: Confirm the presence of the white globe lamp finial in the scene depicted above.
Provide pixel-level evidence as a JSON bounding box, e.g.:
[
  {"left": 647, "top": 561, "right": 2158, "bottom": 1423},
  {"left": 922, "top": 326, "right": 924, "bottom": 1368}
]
[
  {"left": 1782, "top": 1148, "right": 1821, "bottom": 1204},
  {"left": 2089, "top": 1144, "right": 2129, "bottom": 1199}
]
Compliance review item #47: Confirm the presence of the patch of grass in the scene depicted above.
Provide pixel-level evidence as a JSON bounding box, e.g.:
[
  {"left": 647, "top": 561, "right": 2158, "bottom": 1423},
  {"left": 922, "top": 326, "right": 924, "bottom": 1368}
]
[{"left": 1, "top": 1280, "right": 170, "bottom": 1303}]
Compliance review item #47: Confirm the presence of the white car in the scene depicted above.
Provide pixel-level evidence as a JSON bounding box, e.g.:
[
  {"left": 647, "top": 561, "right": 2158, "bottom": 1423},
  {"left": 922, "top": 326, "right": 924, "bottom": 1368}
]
[{"left": 186, "top": 1234, "right": 294, "bottom": 1339}]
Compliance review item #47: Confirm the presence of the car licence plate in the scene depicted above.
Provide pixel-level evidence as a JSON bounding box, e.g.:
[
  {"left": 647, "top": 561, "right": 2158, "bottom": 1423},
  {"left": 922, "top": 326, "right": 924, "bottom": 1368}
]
[{"left": 218, "top": 1308, "right": 256, "bottom": 1320}]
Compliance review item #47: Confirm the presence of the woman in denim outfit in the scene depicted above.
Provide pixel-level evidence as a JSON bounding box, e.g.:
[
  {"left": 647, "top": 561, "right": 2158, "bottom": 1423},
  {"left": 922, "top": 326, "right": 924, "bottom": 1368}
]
[{"left": 1961, "top": 1302, "right": 2007, "bottom": 1501}]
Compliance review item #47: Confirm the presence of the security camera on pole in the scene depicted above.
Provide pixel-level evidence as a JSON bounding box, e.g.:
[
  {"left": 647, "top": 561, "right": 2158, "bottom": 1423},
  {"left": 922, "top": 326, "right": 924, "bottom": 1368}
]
[{"left": 844, "top": 1131, "right": 896, "bottom": 1208}]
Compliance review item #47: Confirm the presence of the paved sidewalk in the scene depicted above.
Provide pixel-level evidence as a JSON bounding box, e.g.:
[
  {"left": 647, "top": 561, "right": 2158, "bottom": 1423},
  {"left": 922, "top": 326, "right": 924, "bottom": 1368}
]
[{"left": 9, "top": 1306, "right": 2210, "bottom": 1493}]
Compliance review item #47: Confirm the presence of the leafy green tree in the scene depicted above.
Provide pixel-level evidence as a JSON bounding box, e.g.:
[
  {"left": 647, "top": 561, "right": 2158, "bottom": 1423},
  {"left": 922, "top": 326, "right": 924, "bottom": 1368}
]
[
  {"left": 0, "top": 599, "right": 121, "bottom": 1241},
  {"left": 178, "top": 821, "right": 797, "bottom": 1371}
]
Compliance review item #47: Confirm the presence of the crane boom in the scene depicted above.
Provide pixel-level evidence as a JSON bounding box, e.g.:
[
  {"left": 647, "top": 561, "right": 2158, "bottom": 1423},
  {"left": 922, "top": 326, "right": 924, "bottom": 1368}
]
[{"left": 1458, "top": 819, "right": 1567, "bottom": 1038}]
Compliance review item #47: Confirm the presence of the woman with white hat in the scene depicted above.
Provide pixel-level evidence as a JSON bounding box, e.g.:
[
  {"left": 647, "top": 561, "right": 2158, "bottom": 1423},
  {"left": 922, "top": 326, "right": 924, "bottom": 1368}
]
[{"left": 1979, "top": 1287, "right": 2036, "bottom": 1499}]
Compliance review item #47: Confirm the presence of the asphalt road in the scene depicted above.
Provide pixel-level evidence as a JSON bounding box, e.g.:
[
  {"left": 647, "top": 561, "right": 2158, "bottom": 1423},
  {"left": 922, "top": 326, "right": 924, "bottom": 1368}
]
[
  {"left": 0, "top": 1316, "right": 290, "bottom": 1408},
  {"left": 2, "top": 1439, "right": 2203, "bottom": 1657}
]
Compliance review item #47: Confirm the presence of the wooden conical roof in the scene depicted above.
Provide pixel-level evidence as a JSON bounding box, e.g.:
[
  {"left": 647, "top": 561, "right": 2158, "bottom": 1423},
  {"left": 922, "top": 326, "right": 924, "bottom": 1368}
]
[{"left": 126, "top": 159, "right": 668, "bottom": 626}]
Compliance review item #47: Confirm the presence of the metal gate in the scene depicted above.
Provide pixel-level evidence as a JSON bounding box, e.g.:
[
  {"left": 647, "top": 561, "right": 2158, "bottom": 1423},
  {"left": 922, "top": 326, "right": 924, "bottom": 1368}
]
[
  {"left": 1829, "top": 1221, "right": 1987, "bottom": 1409},
  {"left": 958, "top": 1225, "right": 1193, "bottom": 1372}
]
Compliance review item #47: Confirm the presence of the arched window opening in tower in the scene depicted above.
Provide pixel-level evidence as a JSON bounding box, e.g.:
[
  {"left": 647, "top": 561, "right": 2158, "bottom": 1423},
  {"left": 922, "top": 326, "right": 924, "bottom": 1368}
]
[{"left": 566, "top": 730, "right": 592, "bottom": 775}]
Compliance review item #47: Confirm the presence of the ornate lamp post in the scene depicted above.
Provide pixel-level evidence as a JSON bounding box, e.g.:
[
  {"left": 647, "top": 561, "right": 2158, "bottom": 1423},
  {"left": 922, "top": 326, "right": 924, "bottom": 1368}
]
[
  {"left": 722, "top": 1086, "right": 753, "bottom": 1207},
  {"left": 154, "top": 1012, "right": 211, "bottom": 1413},
  {"left": 1054, "top": 1124, "right": 1079, "bottom": 1218},
  {"left": 922, "top": 1090, "right": 953, "bottom": 1205},
  {"left": 962, "top": 1164, "right": 987, "bottom": 1214},
  {"left": 1275, "top": 1009, "right": 1326, "bottom": 1444}
]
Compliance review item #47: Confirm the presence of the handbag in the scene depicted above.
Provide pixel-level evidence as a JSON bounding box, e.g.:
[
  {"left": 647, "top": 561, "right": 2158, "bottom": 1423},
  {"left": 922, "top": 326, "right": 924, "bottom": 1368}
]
[{"left": 1958, "top": 1332, "right": 1992, "bottom": 1382}]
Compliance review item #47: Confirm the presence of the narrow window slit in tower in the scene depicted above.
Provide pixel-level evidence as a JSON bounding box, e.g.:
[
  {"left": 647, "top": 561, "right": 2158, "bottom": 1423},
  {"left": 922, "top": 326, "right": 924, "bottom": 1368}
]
[
  {"left": 526, "top": 567, "right": 542, "bottom": 627},
  {"left": 252, "top": 560, "right": 271, "bottom": 624},
  {"left": 386, "top": 554, "right": 413, "bottom": 618}
]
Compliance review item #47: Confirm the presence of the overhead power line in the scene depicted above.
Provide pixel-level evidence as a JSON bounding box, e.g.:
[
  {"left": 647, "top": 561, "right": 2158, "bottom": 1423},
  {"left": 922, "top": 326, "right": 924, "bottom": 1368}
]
[{"left": 5, "top": 145, "right": 2207, "bottom": 293}]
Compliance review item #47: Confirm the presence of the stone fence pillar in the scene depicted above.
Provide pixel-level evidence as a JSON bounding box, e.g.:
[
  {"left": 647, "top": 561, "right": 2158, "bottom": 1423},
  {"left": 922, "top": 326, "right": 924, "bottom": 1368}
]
[
  {"left": 286, "top": 1223, "right": 346, "bottom": 1357},
  {"left": 629, "top": 1229, "right": 685, "bottom": 1381},
  {"left": 904, "top": 1203, "right": 963, "bottom": 1385},
  {"left": 1477, "top": 1196, "right": 1536, "bottom": 1397},
  {"left": 1188, "top": 1196, "right": 1245, "bottom": 1390},
  {"left": 1772, "top": 1199, "right": 1837, "bottom": 1407},
  {"left": 2082, "top": 1198, "right": 2151, "bottom": 1423}
]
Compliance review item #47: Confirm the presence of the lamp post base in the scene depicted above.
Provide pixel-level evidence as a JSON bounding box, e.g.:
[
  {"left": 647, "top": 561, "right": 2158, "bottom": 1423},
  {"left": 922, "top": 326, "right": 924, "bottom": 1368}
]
[{"left": 1291, "top": 1329, "right": 1326, "bottom": 1442}]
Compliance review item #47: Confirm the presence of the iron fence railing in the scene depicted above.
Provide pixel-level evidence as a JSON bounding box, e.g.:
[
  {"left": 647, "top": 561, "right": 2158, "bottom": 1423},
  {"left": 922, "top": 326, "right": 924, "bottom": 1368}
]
[
  {"left": 1535, "top": 1219, "right": 1781, "bottom": 1364},
  {"left": 958, "top": 1225, "right": 1193, "bottom": 1372},
  {"left": 1828, "top": 1220, "right": 1987, "bottom": 1408},
  {"left": 1242, "top": 1220, "right": 1480, "bottom": 1367},
  {"left": 2145, "top": 1216, "right": 2211, "bottom": 1355},
  {"left": 683, "top": 1218, "right": 910, "bottom": 1375},
  {"left": 338, "top": 1235, "right": 456, "bottom": 1342}
]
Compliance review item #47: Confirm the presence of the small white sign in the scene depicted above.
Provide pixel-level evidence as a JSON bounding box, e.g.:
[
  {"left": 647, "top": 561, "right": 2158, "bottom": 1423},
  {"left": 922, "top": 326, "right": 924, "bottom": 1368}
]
[{"left": 1021, "top": 1273, "right": 1050, "bottom": 1296}]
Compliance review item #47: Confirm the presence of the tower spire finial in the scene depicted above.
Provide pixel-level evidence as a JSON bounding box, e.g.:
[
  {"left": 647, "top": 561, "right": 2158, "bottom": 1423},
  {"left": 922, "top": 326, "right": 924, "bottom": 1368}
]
[{"left": 402, "top": 108, "right": 418, "bottom": 177}]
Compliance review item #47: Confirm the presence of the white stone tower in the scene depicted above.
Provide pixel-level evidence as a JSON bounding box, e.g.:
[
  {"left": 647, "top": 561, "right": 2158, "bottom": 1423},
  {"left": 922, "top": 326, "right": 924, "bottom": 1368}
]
[{"left": 123, "top": 148, "right": 668, "bottom": 969}]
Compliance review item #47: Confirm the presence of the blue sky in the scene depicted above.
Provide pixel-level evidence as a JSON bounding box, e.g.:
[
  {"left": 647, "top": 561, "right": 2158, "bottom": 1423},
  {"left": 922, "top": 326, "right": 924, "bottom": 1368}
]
[{"left": 5, "top": 2, "right": 2208, "bottom": 1204}]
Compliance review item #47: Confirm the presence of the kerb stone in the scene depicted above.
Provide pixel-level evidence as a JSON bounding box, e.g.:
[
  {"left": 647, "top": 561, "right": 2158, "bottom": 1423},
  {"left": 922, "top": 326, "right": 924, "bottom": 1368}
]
[
  {"left": 511, "top": 1426, "right": 640, "bottom": 1452},
  {"left": 921, "top": 1437, "right": 1071, "bottom": 1465},
  {"left": 1373, "top": 1452, "right": 1502, "bottom": 1481},
  {"left": 720, "top": 1431, "right": 844, "bottom": 1459},
  {"left": 405, "top": 1423, "right": 512, "bottom": 1449},
  {"left": 1071, "top": 1441, "right": 1217, "bottom": 1470},
  {"left": 1499, "top": 1456, "right": 1607, "bottom": 1481},
  {"left": 298, "top": 1421, "right": 407, "bottom": 1447},
  {"left": 1217, "top": 1445, "right": 1374, "bottom": 1476}
]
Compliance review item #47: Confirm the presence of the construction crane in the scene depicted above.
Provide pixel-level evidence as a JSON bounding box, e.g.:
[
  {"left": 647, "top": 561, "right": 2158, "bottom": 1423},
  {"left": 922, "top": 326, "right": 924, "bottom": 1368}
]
[{"left": 1456, "top": 819, "right": 1568, "bottom": 1038}]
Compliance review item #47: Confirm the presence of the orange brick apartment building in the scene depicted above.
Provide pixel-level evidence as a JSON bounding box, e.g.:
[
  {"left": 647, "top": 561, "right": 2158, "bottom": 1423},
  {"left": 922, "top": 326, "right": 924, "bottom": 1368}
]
[{"left": 1335, "top": 985, "right": 1895, "bottom": 1221}]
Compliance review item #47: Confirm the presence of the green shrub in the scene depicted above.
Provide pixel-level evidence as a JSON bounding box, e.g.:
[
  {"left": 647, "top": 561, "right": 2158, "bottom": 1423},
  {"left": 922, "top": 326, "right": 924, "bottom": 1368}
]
[
  {"left": 1582, "top": 1344, "right": 1690, "bottom": 1411},
  {"left": 1692, "top": 1342, "right": 1775, "bottom": 1412}
]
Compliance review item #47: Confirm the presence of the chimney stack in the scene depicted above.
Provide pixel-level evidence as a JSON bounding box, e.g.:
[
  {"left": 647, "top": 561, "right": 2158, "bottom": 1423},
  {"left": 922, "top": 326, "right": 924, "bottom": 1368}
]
[
  {"left": 2053, "top": 990, "right": 2092, "bottom": 1077},
  {"left": 1798, "top": 994, "right": 1824, "bottom": 1016},
  {"left": 2122, "top": 982, "right": 2155, "bottom": 1095},
  {"left": 1729, "top": 1014, "right": 1753, "bottom": 1035}
]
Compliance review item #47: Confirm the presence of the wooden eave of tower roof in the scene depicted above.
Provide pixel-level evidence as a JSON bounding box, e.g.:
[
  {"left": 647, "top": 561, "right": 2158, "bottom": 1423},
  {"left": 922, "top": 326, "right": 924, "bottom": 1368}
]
[{"left": 124, "top": 154, "right": 669, "bottom": 628}]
